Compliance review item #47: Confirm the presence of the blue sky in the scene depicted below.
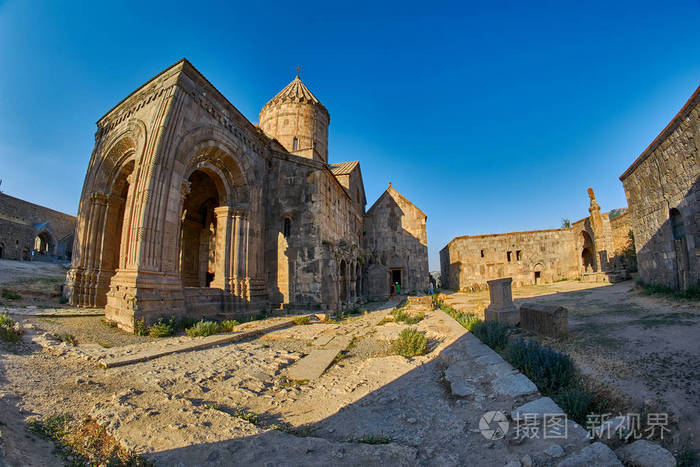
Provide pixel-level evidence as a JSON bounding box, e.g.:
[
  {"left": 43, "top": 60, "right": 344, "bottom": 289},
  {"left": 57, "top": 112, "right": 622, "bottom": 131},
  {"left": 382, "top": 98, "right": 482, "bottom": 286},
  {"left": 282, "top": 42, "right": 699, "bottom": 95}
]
[{"left": 1, "top": 1, "right": 699, "bottom": 270}]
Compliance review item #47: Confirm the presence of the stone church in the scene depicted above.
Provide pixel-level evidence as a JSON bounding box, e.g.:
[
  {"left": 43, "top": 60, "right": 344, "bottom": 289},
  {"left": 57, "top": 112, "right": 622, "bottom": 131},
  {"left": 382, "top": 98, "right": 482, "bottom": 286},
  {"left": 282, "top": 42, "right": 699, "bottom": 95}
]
[{"left": 64, "top": 59, "right": 428, "bottom": 331}]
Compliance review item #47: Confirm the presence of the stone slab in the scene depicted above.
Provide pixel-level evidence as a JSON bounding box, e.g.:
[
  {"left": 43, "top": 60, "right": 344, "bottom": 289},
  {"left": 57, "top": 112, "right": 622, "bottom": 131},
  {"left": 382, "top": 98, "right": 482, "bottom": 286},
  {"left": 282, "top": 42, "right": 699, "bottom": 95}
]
[
  {"left": 520, "top": 303, "right": 568, "bottom": 338},
  {"left": 615, "top": 440, "right": 676, "bottom": 467},
  {"left": 557, "top": 442, "right": 622, "bottom": 467},
  {"left": 285, "top": 349, "right": 339, "bottom": 380},
  {"left": 512, "top": 397, "right": 565, "bottom": 420},
  {"left": 325, "top": 334, "right": 353, "bottom": 351},
  {"left": 492, "top": 373, "right": 538, "bottom": 397},
  {"left": 475, "top": 353, "right": 505, "bottom": 366},
  {"left": 99, "top": 319, "right": 295, "bottom": 368},
  {"left": 485, "top": 362, "right": 517, "bottom": 378}
]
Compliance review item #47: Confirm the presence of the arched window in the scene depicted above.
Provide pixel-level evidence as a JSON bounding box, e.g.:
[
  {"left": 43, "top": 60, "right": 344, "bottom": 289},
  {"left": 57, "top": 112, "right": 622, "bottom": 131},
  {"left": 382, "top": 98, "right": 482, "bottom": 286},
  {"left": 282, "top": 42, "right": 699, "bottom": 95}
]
[
  {"left": 670, "top": 208, "right": 685, "bottom": 240},
  {"left": 292, "top": 137, "right": 298, "bottom": 151},
  {"left": 283, "top": 217, "right": 291, "bottom": 238}
]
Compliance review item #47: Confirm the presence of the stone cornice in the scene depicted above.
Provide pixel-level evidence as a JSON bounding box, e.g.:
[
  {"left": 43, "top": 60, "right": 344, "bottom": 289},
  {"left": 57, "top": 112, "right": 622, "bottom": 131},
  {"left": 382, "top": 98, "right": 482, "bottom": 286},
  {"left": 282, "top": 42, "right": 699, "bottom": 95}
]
[{"left": 620, "top": 84, "right": 700, "bottom": 181}]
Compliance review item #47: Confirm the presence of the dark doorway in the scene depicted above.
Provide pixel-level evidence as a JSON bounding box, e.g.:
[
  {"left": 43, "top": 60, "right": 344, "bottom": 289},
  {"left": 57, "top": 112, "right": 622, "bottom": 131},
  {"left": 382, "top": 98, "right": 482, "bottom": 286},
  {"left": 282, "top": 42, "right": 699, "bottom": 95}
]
[
  {"left": 534, "top": 271, "right": 541, "bottom": 284},
  {"left": 390, "top": 268, "right": 402, "bottom": 294}
]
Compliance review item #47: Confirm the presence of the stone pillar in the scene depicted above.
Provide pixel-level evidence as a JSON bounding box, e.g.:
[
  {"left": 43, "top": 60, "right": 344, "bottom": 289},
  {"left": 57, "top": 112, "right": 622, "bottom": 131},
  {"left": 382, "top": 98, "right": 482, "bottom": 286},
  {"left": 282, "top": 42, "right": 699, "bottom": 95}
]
[
  {"left": 211, "top": 206, "right": 232, "bottom": 291},
  {"left": 484, "top": 277, "right": 519, "bottom": 325}
]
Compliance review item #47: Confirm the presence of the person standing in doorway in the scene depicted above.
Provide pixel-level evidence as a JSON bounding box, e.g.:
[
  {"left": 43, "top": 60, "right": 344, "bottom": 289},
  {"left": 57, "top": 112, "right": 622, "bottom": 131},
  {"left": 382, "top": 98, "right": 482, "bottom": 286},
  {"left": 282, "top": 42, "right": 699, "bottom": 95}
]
[
  {"left": 428, "top": 282, "right": 434, "bottom": 295},
  {"left": 395, "top": 282, "right": 401, "bottom": 296}
]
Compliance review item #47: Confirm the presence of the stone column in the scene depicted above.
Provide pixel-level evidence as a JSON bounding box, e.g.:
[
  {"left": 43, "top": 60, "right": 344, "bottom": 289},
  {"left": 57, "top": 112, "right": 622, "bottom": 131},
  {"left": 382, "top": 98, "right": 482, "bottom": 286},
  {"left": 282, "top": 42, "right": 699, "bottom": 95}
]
[
  {"left": 211, "top": 206, "right": 232, "bottom": 291},
  {"left": 484, "top": 277, "right": 519, "bottom": 325}
]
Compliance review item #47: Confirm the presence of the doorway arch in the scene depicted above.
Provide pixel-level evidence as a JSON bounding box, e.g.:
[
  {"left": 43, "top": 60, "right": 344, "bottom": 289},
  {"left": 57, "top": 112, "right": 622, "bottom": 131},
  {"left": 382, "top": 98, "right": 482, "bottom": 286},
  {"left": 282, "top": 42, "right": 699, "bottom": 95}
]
[{"left": 180, "top": 169, "right": 223, "bottom": 288}]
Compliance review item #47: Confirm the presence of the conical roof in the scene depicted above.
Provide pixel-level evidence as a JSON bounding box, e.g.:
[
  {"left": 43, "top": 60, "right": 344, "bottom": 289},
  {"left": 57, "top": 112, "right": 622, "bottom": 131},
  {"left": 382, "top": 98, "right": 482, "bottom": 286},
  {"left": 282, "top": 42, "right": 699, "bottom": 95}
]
[{"left": 262, "top": 75, "right": 328, "bottom": 114}]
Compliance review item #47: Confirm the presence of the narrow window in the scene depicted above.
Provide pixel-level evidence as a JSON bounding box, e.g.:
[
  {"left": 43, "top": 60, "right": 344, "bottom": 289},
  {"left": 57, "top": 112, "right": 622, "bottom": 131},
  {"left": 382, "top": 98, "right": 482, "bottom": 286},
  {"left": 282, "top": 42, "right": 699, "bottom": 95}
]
[
  {"left": 516, "top": 250, "right": 522, "bottom": 261},
  {"left": 507, "top": 251, "right": 512, "bottom": 262},
  {"left": 292, "top": 137, "right": 298, "bottom": 151},
  {"left": 283, "top": 218, "right": 291, "bottom": 238},
  {"left": 480, "top": 250, "right": 484, "bottom": 258}
]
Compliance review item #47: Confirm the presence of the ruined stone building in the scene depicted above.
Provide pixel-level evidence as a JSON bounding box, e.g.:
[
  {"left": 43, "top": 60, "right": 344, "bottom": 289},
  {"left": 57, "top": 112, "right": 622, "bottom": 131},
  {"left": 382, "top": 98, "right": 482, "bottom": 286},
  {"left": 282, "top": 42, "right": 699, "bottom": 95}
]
[
  {"left": 0, "top": 192, "right": 76, "bottom": 261},
  {"left": 64, "top": 59, "right": 428, "bottom": 330},
  {"left": 620, "top": 85, "right": 700, "bottom": 291},
  {"left": 440, "top": 189, "right": 633, "bottom": 291}
]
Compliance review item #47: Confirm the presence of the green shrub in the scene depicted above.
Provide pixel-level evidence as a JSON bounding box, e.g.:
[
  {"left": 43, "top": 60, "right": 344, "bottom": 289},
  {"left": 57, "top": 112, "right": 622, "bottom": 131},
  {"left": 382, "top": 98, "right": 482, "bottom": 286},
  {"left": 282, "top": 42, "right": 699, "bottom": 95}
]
[
  {"left": 148, "top": 318, "right": 175, "bottom": 338},
  {"left": 0, "top": 312, "right": 22, "bottom": 342},
  {"left": 392, "top": 328, "right": 428, "bottom": 357},
  {"left": 220, "top": 319, "right": 240, "bottom": 332},
  {"left": 1, "top": 289, "right": 21, "bottom": 300},
  {"left": 134, "top": 318, "right": 147, "bottom": 336},
  {"left": 553, "top": 387, "right": 594, "bottom": 425},
  {"left": 185, "top": 320, "right": 222, "bottom": 337},
  {"left": 438, "top": 302, "right": 481, "bottom": 331},
  {"left": 504, "top": 338, "right": 574, "bottom": 393},
  {"left": 471, "top": 320, "right": 510, "bottom": 352},
  {"left": 232, "top": 409, "right": 259, "bottom": 425},
  {"left": 55, "top": 332, "right": 78, "bottom": 345},
  {"left": 101, "top": 318, "right": 118, "bottom": 328},
  {"left": 392, "top": 308, "right": 424, "bottom": 325},
  {"left": 293, "top": 315, "right": 311, "bottom": 325}
]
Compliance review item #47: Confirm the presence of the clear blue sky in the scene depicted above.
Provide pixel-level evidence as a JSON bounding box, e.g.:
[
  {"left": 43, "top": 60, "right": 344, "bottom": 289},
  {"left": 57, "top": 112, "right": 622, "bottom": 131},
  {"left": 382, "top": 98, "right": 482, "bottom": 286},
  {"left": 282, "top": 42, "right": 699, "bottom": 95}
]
[{"left": 1, "top": 1, "right": 699, "bottom": 270}]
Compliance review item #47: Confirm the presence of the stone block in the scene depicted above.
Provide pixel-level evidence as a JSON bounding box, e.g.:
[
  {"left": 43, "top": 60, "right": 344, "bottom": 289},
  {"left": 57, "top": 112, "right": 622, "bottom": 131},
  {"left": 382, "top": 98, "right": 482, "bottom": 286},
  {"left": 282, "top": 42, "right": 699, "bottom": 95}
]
[
  {"left": 557, "top": 442, "right": 622, "bottom": 466},
  {"left": 492, "top": 373, "right": 538, "bottom": 397},
  {"left": 519, "top": 303, "right": 568, "bottom": 338},
  {"left": 615, "top": 440, "right": 676, "bottom": 467},
  {"left": 484, "top": 277, "right": 519, "bottom": 325}
]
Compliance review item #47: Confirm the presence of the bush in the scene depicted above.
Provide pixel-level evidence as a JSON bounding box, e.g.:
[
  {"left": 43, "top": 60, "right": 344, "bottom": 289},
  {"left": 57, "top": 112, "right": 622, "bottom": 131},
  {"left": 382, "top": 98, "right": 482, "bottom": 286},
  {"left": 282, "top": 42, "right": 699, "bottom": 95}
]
[
  {"left": 0, "top": 313, "right": 22, "bottom": 342},
  {"left": 503, "top": 338, "right": 574, "bottom": 394},
  {"left": 392, "top": 308, "right": 424, "bottom": 325},
  {"left": 471, "top": 320, "right": 510, "bottom": 352},
  {"left": 438, "top": 303, "right": 481, "bottom": 331},
  {"left": 553, "top": 387, "right": 594, "bottom": 425},
  {"left": 55, "top": 332, "right": 78, "bottom": 345},
  {"left": 293, "top": 316, "right": 311, "bottom": 325},
  {"left": 185, "top": 320, "right": 222, "bottom": 337},
  {"left": 133, "top": 318, "right": 147, "bottom": 336},
  {"left": 148, "top": 318, "right": 175, "bottom": 338},
  {"left": 220, "top": 319, "right": 240, "bottom": 332},
  {"left": 392, "top": 328, "right": 428, "bottom": 357},
  {"left": 1, "top": 289, "right": 21, "bottom": 300}
]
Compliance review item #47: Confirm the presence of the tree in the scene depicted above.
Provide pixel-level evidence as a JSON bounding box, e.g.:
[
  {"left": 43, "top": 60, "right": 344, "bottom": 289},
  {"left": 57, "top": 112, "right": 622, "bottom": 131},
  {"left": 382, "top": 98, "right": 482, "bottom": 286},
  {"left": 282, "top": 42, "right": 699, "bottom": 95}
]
[{"left": 561, "top": 218, "right": 571, "bottom": 228}]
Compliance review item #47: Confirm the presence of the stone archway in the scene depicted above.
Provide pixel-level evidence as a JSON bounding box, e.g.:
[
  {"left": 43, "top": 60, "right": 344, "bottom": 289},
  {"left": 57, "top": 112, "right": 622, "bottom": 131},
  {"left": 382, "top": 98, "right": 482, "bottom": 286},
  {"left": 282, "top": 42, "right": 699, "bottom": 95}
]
[
  {"left": 580, "top": 231, "right": 596, "bottom": 273},
  {"left": 180, "top": 169, "right": 222, "bottom": 288},
  {"left": 34, "top": 231, "right": 54, "bottom": 255}
]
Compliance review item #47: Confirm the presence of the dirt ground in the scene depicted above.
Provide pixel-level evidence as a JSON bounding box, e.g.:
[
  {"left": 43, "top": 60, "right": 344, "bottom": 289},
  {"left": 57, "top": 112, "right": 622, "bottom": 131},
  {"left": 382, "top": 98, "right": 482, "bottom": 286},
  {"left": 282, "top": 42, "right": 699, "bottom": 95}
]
[
  {"left": 0, "top": 259, "right": 68, "bottom": 308},
  {"left": 442, "top": 278, "right": 700, "bottom": 451},
  {"left": 1, "top": 262, "right": 693, "bottom": 465}
]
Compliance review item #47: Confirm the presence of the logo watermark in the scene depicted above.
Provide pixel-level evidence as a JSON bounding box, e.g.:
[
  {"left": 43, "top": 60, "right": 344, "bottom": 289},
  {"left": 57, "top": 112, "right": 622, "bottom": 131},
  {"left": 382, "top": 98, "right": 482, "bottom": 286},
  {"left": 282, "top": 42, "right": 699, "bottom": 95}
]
[
  {"left": 479, "top": 411, "right": 509, "bottom": 440},
  {"left": 478, "top": 411, "right": 670, "bottom": 440}
]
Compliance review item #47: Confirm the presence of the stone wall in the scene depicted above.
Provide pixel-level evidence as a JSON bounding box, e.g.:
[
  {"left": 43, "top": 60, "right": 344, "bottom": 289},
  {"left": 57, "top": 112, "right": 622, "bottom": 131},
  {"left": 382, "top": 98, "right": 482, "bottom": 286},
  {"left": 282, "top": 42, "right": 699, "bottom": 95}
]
[
  {"left": 0, "top": 193, "right": 76, "bottom": 260},
  {"left": 364, "top": 184, "right": 429, "bottom": 299},
  {"left": 620, "top": 85, "right": 700, "bottom": 290},
  {"left": 440, "top": 228, "right": 578, "bottom": 291}
]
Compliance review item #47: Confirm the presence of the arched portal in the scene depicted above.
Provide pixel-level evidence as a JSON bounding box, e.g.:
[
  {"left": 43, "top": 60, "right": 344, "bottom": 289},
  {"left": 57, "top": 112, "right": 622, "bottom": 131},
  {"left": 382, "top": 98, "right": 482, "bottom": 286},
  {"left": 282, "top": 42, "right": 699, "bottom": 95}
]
[
  {"left": 34, "top": 231, "right": 54, "bottom": 255},
  {"left": 180, "top": 170, "right": 221, "bottom": 288},
  {"left": 580, "top": 231, "right": 596, "bottom": 272},
  {"left": 339, "top": 260, "right": 347, "bottom": 303},
  {"left": 102, "top": 160, "right": 134, "bottom": 284}
]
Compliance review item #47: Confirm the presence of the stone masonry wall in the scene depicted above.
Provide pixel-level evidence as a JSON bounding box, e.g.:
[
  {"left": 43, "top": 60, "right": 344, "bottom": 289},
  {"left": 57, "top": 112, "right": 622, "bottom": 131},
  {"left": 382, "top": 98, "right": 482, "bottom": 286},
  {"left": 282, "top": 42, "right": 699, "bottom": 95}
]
[
  {"left": 0, "top": 193, "right": 77, "bottom": 260},
  {"left": 440, "top": 228, "right": 579, "bottom": 292},
  {"left": 364, "top": 185, "right": 428, "bottom": 299},
  {"left": 620, "top": 86, "right": 700, "bottom": 289}
]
